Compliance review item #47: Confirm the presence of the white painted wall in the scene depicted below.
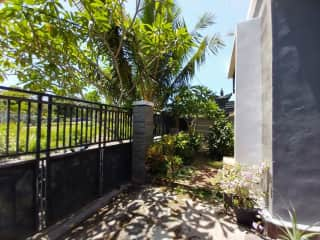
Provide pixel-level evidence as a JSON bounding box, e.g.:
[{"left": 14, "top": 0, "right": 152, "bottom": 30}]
[{"left": 235, "top": 18, "right": 262, "bottom": 166}]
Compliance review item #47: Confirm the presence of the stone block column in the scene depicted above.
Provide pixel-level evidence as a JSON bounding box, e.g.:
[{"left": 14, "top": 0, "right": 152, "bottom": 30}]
[{"left": 132, "top": 101, "right": 154, "bottom": 184}]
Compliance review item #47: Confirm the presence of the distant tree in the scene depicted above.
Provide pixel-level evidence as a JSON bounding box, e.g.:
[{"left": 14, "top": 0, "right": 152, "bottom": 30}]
[
  {"left": 130, "top": 0, "right": 224, "bottom": 107},
  {"left": 168, "top": 85, "right": 220, "bottom": 132},
  {"left": 0, "top": 0, "right": 223, "bottom": 107},
  {"left": 84, "top": 90, "right": 101, "bottom": 103}
]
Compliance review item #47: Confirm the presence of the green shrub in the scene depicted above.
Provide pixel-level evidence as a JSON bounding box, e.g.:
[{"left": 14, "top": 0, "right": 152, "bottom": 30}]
[
  {"left": 175, "top": 132, "right": 201, "bottom": 165},
  {"left": 146, "top": 143, "right": 167, "bottom": 176},
  {"left": 146, "top": 135, "right": 182, "bottom": 177},
  {"left": 146, "top": 132, "right": 202, "bottom": 177},
  {"left": 207, "top": 112, "right": 234, "bottom": 161}
]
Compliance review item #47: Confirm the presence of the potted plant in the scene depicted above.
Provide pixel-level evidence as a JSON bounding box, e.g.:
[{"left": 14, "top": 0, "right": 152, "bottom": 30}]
[
  {"left": 214, "top": 164, "right": 263, "bottom": 227},
  {"left": 232, "top": 185, "right": 260, "bottom": 227}
]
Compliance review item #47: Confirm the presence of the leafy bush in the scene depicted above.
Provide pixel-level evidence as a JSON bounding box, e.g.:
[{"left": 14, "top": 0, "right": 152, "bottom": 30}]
[
  {"left": 175, "top": 132, "right": 202, "bottom": 165},
  {"left": 206, "top": 109, "right": 234, "bottom": 160},
  {"left": 146, "top": 132, "right": 202, "bottom": 177},
  {"left": 146, "top": 143, "right": 167, "bottom": 176},
  {"left": 168, "top": 85, "right": 234, "bottom": 161},
  {"left": 168, "top": 85, "right": 218, "bottom": 133},
  {"left": 146, "top": 135, "right": 183, "bottom": 178}
]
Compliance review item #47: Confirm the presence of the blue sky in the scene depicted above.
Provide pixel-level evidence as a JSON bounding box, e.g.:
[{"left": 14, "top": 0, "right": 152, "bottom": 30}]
[
  {"left": 177, "top": 0, "right": 250, "bottom": 95},
  {"left": 126, "top": 0, "right": 250, "bottom": 95},
  {"left": 4, "top": 0, "right": 250, "bottom": 96}
]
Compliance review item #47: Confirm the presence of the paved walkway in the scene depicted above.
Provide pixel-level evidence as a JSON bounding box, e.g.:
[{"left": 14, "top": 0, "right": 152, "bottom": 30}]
[{"left": 64, "top": 186, "right": 263, "bottom": 240}]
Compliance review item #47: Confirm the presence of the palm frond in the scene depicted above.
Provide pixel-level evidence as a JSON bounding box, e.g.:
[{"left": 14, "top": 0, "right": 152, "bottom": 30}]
[
  {"left": 208, "top": 34, "right": 225, "bottom": 55},
  {"left": 192, "top": 12, "right": 215, "bottom": 34},
  {"left": 172, "top": 34, "right": 221, "bottom": 89},
  {"left": 139, "top": 0, "right": 156, "bottom": 24}
]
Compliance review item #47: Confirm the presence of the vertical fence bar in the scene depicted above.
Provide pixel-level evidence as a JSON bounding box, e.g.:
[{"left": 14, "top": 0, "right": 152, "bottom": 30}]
[
  {"left": 153, "top": 115, "right": 156, "bottom": 136},
  {"left": 116, "top": 110, "right": 119, "bottom": 141},
  {"left": 80, "top": 107, "right": 83, "bottom": 144},
  {"left": 130, "top": 110, "right": 133, "bottom": 140},
  {"left": 123, "top": 112, "right": 126, "bottom": 139},
  {"left": 63, "top": 105, "right": 67, "bottom": 148},
  {"left": 56, "top": 105, "right": 60, "bottom": 148},
  {"left": 6, "top": 99, "right": 10, "bottom": 154},
  {"left": 113, "top": 110, "right": 116, "bottom": 141},
  {"left": 16, "top": 100, "right": 21, "bottom": 153},
  {"left": 26, "top": 101, "right": 31, "bottom": 153},
  {"left": 107, "top": 110, "right": 110, "bottom": 142},
  {"left": 129, "top": 112, "right": 132, "bottom": 139},
  {"left": 112, "top": 110, "right": 115, "bottom": 141},
  {"left": 121, "top": 111, "right": 125, "bottom": 140},
  {"left": 103, "top": 106, "right": 107, "bottom": 146},
  {"left": 111, "top": 111, "right": 114, "bottom": 141},
  {"left": 124, "top": 113, "right": 127, "bottom": 139},
  {"left": 119, "top": 111, "right": 122, "bottom": 140},
  {"left": 44, "top": 96, "right": 52, "bottom": 228},
  {"left": 75, "top": 107, "right": 78, "bottom": 145},
  {"left": 85, "top": 107, "right": 89, "bottom": 144},
  {"left": 94, "top": 109, "right": 98, "bottom": 143},
  {"left": 98, "top": 105, "right": 102, "bottom": 146},
  {"left": 90, "top": 108, "right": 93, "bottom": 143},
  {"left": 126, "top": 113, "right": 129, "bottom": 140},
  {"left": 69, "top": 106, "right": 73, "bottom": 147},
  {"left": 98, "top": 105, "right": 103, "bottom": 196},
  {"left": 35, "top": 94, "right": 43, "bottom": 230},
  {"left": 127, "top": 111, "right": 130, "bottom": 140}
]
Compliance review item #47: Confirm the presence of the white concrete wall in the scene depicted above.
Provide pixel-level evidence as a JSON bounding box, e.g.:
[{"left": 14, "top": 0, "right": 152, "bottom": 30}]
[{"left": 235, "top": 18, "right": 262, "bottom": 166}]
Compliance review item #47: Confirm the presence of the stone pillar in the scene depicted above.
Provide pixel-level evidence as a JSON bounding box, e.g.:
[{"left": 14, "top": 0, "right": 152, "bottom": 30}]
[{"left": 132, "top": 101, "right": 154, "bottom": 184}]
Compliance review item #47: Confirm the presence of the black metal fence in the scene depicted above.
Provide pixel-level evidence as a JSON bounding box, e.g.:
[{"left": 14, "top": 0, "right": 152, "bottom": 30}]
[
  {"left": 153, "top": 112, "right": 188, "bottom": 137},
  {"left": 0, "top": 86, "right": 133, "bottom": 239},
  {"left": 0, "top": 86, "right": 132, "bottom": 160}
]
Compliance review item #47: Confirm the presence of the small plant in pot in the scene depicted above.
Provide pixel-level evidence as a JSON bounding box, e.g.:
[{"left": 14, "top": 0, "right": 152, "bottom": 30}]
[
  {"left": 214, "top": 164, "right": 263, "bottom": 227},
  {"left": 232, "top": 186, "right": 260, "bottom": 227},
  {"left": 213, "top": 165, "right": 241, "bottom": 211}
]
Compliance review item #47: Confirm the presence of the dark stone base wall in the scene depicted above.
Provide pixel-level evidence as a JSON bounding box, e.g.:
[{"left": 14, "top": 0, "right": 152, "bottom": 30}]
[
  {"left": 47, "top": 143, "right": 132, "bottom": 225},
  {"left": 0, "top": 161, "right": 36, "bottom": 240}
]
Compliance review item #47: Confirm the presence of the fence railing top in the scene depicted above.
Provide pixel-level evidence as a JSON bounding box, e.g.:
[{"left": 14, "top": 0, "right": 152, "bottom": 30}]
[{"left": 0, "top": 85, "right": 131, "bottom": 111}]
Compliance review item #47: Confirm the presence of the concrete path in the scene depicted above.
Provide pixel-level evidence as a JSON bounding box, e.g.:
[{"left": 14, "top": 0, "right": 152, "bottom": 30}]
[{"left": 64, "top": 186, "right": 263, "bottom": 240}]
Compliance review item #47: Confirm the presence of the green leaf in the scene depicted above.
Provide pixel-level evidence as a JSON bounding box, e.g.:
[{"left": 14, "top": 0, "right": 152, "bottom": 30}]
[{"left": 24, "top": 0, "right": 35, "bottom": 5}]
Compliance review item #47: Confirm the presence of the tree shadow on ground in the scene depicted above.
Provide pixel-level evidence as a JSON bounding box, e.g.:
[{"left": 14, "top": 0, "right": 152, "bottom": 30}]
[
  {"left": 173, "top": 155, "right": 221, "bottom": 190},
  {"left": 64, "top": 185, "right": 253, "bottom": 240}
]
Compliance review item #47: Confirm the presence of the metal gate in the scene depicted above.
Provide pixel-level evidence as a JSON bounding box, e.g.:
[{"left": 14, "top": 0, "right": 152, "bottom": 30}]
[{"left": 0, "top": 86, "right": 132, "bottom": 239}]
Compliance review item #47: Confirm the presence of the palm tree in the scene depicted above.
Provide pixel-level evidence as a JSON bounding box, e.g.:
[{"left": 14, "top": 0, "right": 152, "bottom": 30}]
[
  {"left": 75, "top": 0, "right": 223, "bottom": 107},
  {"left": 133, "top": 0, "right": 224, "bottom": 107}
]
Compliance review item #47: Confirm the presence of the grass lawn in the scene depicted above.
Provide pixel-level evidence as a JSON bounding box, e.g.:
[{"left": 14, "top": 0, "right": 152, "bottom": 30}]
[{"left": 0, "top": 120, "right": 131, "bottom": 155}]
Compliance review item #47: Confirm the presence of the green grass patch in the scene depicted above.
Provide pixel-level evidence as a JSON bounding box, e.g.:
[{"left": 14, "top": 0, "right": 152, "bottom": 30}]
[{"left": 0, "top": 120, "right": 131, "bottom": 155}]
